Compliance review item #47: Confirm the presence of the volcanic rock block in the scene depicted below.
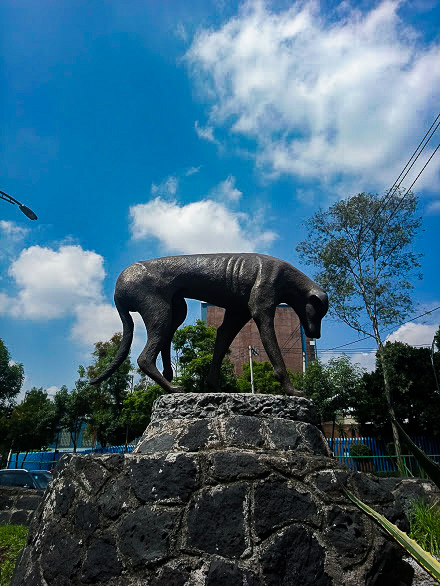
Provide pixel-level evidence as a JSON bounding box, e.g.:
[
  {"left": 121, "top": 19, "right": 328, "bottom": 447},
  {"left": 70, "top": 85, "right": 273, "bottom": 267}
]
[{"left": 13, "top": 393, "right": 419, "bottom": 585}]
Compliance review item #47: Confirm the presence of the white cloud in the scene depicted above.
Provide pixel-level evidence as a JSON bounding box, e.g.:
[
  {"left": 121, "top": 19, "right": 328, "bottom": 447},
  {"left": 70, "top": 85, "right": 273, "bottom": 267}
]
[
  {"left": 385, "top": 321, "right": 438, "bottom": 346},
  {"left": 46, "top": 385, "right": 59, "bottom": 398},
  {"left": 0, "top": 243, "right": 154, "bottom": 352},
  {"left": 185, "top": 166, "right": 202, "bottom": 176},
  {"left": 0, "top": 292, "right": 12, "bottom": 314},
  {"left": 71, "top": 302, "right": 147, "bottom": 363},
  {"left": 71, "top": 302, "right": 122, "bottom": 346},
  {"left": 348, "top": 351, "right": 377, "bottom": 373},
  {"left": 186, "top": 1, "right": 440, "bottom": 195},
  {"left": 211, "top": 176, "right": 242, "bottom": 202},
  {"left": 5, "top": 245, "right": 105, "bottom": 319},
  {"left": 129, "top": 196, "right": 277, "bottom": 253},
  {"left": 426, "top": 199, "right": 440, "bottom": 215},
  {"left": 175, "top": 22, "right": 188, "bottom": 43},
  {"left": 151, "top": 176, "right": 179, "bottom": 197},
  {"left": 194, "top": 120, "right": 220, "bottom": 145},
  {"left": 321, "top": 320, "right": 439, "bottom": 373},
  {"left": 0, "top": 220, "right": 29, "bottom": 241},
  {"left": 320, "top": 349, "right": 377, "bottom": 372}
]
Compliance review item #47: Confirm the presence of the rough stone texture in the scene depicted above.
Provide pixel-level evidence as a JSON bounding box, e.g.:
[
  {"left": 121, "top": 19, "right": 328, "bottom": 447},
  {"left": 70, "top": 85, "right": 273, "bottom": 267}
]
[
  {"left": 135, "top": 395, "right": 329, "bottom": 458},
  {"left": 0, "top": 486, "right": 44, "bottom": 525},
  {"left": 149, "top": 392, "right": 319, "bottom": 425},
  {"left": 12, "top": 393, "right": 437, "bottom": 585}
]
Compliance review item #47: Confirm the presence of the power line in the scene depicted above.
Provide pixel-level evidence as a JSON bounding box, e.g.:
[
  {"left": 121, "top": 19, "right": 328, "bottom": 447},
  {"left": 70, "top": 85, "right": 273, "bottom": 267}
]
[
  {"left": 377, "top": 139, "right": 440, "bottom": 270},
  {"left": 384, "top": 113, "right": 440, "bottom": 197},
  {"left": 321, "top": 305, "right": 440, "bottom": 352},
  {"left": 329, "top": 111, "right": 440, "bottom": 267},
  {"left": 280, "top": 323, "right": 301, "bottom": 351},
  {"left": 356, "top": 112, "right": 440, "bottom": 248},
  {"left": 406, "top": 140, "right": 440, "bottom": 193},
  {"left": 321, "top": 112, "right": 440, "bottom": 283}
]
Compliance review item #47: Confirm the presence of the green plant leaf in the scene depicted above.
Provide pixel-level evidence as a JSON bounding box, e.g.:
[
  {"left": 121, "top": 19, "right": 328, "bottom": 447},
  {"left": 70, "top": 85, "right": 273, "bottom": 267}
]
[
  {"left": 343, "top": 487, "right": 440, "bottom": 583},
  {"left": 393, "top": 419, "right": 440, "bottom": 490}
]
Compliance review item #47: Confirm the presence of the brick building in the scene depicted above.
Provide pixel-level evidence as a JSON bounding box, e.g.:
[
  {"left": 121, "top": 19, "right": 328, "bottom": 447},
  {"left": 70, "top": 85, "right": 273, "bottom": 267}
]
[{"left": 201, "top": 302, "right": 316, "bottom": 375}]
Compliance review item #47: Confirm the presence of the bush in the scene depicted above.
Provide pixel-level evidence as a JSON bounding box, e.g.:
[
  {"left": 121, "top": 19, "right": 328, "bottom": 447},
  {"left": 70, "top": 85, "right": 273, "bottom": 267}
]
[
  {"left": 409, "top": 499, "right": 440, "bottom": 557},
  {"left": 349, "top": 443, "right": 373, "bottom": 459}
]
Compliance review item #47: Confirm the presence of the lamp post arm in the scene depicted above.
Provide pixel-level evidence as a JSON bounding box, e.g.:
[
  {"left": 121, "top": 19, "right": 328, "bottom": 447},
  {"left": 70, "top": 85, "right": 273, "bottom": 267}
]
[
  {"left": 0, "top": 189, "right": 38, "bottom": 220},
  {"left": 0, "top": 190, "right": 21, "bottom": 206}
]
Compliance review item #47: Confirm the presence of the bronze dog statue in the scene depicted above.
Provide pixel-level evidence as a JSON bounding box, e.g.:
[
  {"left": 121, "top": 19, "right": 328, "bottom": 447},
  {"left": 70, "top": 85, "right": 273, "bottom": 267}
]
[{"left": 91, "top": 253, "right": 328, "bottom": 395}]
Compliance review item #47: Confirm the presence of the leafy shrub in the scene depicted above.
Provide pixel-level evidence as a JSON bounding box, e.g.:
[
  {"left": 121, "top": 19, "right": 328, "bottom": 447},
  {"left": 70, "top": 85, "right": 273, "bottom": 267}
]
[
  {"left": 349, "top": 443, "right": 373, "bottom": 459},
  {"left": 409, "top": 499, "right": 440, "bottom": 557}
]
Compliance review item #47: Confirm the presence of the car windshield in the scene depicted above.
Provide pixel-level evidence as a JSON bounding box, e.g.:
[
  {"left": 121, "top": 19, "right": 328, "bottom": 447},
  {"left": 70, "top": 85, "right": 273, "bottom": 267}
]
[{"left": 29, "top": 471, "right": 51, "bottom": 490}]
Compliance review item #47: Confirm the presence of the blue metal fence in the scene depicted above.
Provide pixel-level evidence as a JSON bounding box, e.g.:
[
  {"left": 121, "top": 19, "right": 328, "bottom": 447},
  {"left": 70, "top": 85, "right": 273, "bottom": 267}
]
[
  {"left": 8, "top": 444, "right": 136, "bottom": 470},
  {"left": 328, "top": 436, "right": 440, "bottom": 474},
  {"left": 8, "top": 436, "right": 440, "bottom": 476}
]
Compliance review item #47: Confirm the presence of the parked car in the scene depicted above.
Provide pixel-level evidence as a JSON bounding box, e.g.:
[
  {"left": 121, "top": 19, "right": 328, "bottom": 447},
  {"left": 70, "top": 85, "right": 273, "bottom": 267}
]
[{"left": 0, "top": 468, "right": 52, "bottom": 490}]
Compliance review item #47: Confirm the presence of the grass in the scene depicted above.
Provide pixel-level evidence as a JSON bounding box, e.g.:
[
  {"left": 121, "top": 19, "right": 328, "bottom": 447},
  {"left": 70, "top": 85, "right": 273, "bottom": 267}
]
[
  {"left": 0, "top": 525, "right": 28, "bottom": 586},
  {"left": 409, "top": 499, "right": 440, "bottom": 557}
]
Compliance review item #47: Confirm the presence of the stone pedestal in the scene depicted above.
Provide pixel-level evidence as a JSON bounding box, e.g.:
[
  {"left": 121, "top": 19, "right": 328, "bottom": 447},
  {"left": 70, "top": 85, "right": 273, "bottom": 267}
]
[{"left": 13, "top": 394, "right": 415, "bottom": 585}]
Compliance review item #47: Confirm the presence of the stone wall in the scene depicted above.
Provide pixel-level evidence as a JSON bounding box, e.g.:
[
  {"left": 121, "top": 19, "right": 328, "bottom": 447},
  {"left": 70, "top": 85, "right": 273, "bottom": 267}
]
[
  {"left": 12, "top": 394, "right": 436, "bottom": 585},
  {"left": 0, "top": 486, "right": 43, "bottom": 526}
]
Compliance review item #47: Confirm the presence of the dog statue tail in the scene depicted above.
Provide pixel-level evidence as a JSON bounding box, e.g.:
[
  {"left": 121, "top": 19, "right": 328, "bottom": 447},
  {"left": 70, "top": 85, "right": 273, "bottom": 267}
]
[{"left": 90, "top": 297, "right": 134, "bottom": 385}]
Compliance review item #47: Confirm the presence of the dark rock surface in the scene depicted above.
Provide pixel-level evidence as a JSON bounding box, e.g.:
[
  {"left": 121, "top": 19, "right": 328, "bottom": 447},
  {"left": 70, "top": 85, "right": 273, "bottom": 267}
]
[
  {"left": 0, "top": 486, "right": 43, "bottom": 525},
  {"left": 12, "top": 393, "right": 434, "bottom": 585},
  {"left": 150, "top": 392, "right": 319, "bottom": 424}
]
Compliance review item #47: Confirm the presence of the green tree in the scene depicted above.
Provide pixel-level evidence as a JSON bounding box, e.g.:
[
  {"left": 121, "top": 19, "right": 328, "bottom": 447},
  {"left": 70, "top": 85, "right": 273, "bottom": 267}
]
[
  {"left": 297, "top": 356, "right": 365, "bottom": 431},
  {"left": 172, "top": 320, "right": 238, "bottom": 393},
  {"left": 0, "top": 338, "right": 24, "bottom": 411},
  {"left": 54, "top": 381, "right": 93, "bottom": 453},
  {"left": 85, "top": 333, "right": 134, "bottom": 448},
  {"left": 6, "top": 388, "right": 57, "bottom": 465},
  {"left": 297, "top": 190, "right": 422, "bottom": 473},
  {"left": 0, "top": 339, "right": 25, "bottom": 465},
  {"left": 435, "top": 328, "right": 440, "bottom": 352},
  {"left": 355, "top": 339, "right": 440, "bottom": 438},
  {"left": 237, "top": 360, "right": 283, "bottom": 395},
  {"left": 121, "top": 383, "right": 165, "bottom": 442}
]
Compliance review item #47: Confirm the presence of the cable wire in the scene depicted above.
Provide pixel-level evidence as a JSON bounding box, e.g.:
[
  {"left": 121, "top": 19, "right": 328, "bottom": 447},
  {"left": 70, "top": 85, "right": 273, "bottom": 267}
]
[{"left": 322, "top": 305, "right": 440, "bottom": 352}]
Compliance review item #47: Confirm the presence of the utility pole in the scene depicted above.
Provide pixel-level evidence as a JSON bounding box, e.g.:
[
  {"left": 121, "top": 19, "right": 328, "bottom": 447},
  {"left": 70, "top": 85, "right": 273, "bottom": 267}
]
[{"left": 248, "top": 346, "right": 259, "bottom": 394}]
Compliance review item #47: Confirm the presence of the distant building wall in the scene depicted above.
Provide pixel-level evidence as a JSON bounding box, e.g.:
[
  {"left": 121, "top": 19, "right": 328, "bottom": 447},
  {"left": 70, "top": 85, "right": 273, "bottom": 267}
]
[{"left": 202, "top": 303, "right": 316, "bottom": 375}]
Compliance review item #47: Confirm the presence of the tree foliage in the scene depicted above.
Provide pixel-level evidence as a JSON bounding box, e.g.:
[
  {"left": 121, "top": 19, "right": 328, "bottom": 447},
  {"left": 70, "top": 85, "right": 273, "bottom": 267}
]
[
  {"left": 6, "top": 388, "right": 57, "bottom": 457},
  {"left": 237, "top": 361, "right": 283, "bottom": 395},
  {"left": 355, "top": 339, "right": 440, "bottom": 438},
  {"left": 297, "top": 190, "right": 422, "bottom": 472},
  {"left": 87, "top": 333, "right": 133, "bottom": 411},
  {"left": 297, "top": 190, "right": 422, "bottom": 337},
  {"left": 295, "top": 356, "right": 365, "bottom": 422},
  {"left": 121, "top": 384, "right": 165, "bottom": 441},
  {"left": 172, "top": 320, "right": 238, "bottom": 393},
  {"left": 54, "top": 381, "right": 94, "bottom": 453},
  {"left": 435, "top": 328, "right": 440, "bottom": 352},
  {"left": 83, "top": 332, "right": 134, "bottom": 448},
  {"left": 0, "top": 338, "right": 24, "bottom": 411}
]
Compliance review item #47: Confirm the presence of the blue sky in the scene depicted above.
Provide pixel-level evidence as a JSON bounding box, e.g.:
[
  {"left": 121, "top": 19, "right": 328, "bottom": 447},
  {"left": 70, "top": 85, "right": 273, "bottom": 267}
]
[{"left": 1, "top": 0, "right": 439, "bottom": 397}]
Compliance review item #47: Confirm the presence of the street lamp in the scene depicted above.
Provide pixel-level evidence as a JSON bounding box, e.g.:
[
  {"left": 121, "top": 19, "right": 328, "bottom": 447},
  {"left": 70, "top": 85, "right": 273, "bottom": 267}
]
[{"left": 0, "top": 189, "right": 38, "bottom": 220}]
